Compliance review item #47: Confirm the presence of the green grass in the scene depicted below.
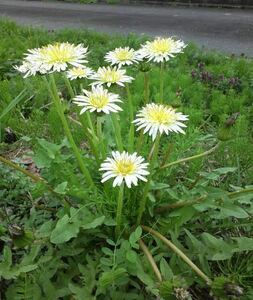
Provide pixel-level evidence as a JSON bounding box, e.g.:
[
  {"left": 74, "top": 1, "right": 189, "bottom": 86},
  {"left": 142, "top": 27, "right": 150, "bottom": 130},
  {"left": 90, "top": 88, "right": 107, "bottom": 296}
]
[{"left": 0, "top": 18, "right": 253, "bottom": 299}]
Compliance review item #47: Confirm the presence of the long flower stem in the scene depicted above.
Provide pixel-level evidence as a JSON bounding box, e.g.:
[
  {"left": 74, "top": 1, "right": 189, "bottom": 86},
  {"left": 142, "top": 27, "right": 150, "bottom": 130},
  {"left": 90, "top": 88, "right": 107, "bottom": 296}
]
[
  {"left": 78, "top": 114, "right": 100, "bottom": 164},
  {"left": 136, "top": 180, "right": 151, "bottom": 225},
  {"left": 137, "top": 135, "right": 161, "bottom": 225},
  {"left": 141, "top": 225, "right": 212, "bottom": 285},
  {"left": 156, "top": 187, "right": 253, "bottom": 213},
  {"left": 139, "top": 239, "right": 162, "bottom": 282},
  {"left": 144, "top": 72, "right": 149, "bottom": 104},
  {"left": 160, "top": 142, "right": 220, "bottom": 170},
  {"left": 97, "top": 116, "right": 106, "bottom": 160},
  {"left": 47, "top": 74, "right": 95, "bottom": 189},
  {"left": 86, "top": 112, "right": 97, "bottom": 138},
  {"left": 63, "top": 73, "right": 75, "bottom": 99},
  {"left": 111, "top": 113, "right": 123, "bottom": 152},
  {"left": 160, "top": 61, "right": 164, "bottom": 102},
  {"left": 136, "top": 129, "right": 145, "bottom": 153},
  {"left": 115, "top": 184, "right": 124, "bottom": 238},
  {"left": 156, "top": 195, "right": 207, "bottom": 213},
  {"left": 126, "top": 83, "right": 135, "bottom": 152},
  {"left": 0, "top": 155, "right": 72, "bottom": 207},
  {"left": 148, "top": 135, "right": 161, "bottom": 161},
  {"left": 126, "top": 83, "right": 134, "bottom": 121},
  {"left": 228, "top": 188, "right": 253, "bottom": 198}
]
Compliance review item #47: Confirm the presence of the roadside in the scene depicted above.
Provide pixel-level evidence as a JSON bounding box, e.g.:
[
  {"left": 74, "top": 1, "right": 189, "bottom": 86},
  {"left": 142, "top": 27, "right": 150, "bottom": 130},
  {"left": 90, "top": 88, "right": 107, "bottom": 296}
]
[
  {"left": 0, "top": 0, "right": 252, "bottom": 56},
  {"left": 58, "top": 0, "right": 253, "bottom": 9},
  {"left": 100, "top": 0, "right": 253, "bottom": 9}
]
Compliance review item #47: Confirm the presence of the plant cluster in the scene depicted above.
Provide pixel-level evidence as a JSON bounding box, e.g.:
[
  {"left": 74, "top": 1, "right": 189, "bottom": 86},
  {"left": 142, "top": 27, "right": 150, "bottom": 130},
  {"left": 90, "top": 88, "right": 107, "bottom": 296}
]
[
  {"left": 0, "top": 20, "right": 253, "bottom": 299},
  {"left": 191, "top": 62, "right": 242, "bottom": 93}
]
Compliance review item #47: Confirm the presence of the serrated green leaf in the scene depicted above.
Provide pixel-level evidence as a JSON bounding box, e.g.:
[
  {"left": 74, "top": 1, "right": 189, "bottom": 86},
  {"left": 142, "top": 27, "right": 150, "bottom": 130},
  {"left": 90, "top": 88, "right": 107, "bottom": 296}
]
[
  {"left": 214, "top": 203, "right": 248, "bottom": 219},
  {"left": 37, "top": 138, "right": 62, "bottom": 159},
  {"left": 54, "top": 181, "right": 68, "bottom": 194},
  {"left": 160, "top": 258, "right": 173, "bottom": 280},
  {"left": 129, "top": 226, "right": 142, "bottom": 249},
  {"left": 126, "top": 250, "right": 138, "bottom": 263},
  {"left": 82, "top": 216, "right": 105, "bottom": 230},
  {"left": 233, "top": 237, "right": 253, "bottom": 252},
  {"left": 99, "top": 268, "right": 127, "bottom": 287},
  {"left": 50, "top": 215, "right": 80, "bottom": 244}
]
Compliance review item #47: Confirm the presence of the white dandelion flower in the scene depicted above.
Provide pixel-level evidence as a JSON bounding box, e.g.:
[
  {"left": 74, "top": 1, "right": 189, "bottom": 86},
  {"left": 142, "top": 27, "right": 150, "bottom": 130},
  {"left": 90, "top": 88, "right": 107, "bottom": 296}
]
[
  {"left": 138, "top": 37, "right": 186, "bottom": 63},
  {"left": 91, "top": 66, "right": 133, "bottom": 87},
  {"left": 66, "top": 66, "right": 94, "bottom": 80},
  {"left": 100, "top": 151, "right": 150, "bottom": 188},
  {"left": 14, "top": 61, "right": 42, "bottom": 78},
  {"left": 133, "top": 103, "right": 188, "bottom": 141},
  {"left": 15, "top": 42, "right": 88, "bottom": 76},
  {"left": 73, "top": 86, "right": 122, "bottom": 114},
  {"left": 105, "top": 47, "right": 141, "bottom": 67}
]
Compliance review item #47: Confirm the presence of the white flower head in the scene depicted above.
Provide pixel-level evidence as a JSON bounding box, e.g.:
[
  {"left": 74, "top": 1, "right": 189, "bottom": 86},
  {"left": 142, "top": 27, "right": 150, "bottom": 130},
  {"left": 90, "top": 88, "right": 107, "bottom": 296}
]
[
  {"left": 66, "top": 66, "right": 94, "bottom": 80},
  {"left": 91, "top": 66, "right": 133, "bottom": 87},
  {"left": 138, "top": 37, "right": 186, "bottom": 63},
  {"left": 133, "top": 103, "right": 188, "bottom": 141},
  {"left": 15, "top": 42, "right": 88, "bottom": 76},
  {"left": 73, "top": 86, "right": 122, "bottom": 114},
  {"left": 100, "top": 151, "right": 149, "bottom": 188},
  {"left": 14, "top": 61, "right": 42, "bottom": 78},
  {"left": 105, "top": 47, "right": 141, "bottom": 67}
]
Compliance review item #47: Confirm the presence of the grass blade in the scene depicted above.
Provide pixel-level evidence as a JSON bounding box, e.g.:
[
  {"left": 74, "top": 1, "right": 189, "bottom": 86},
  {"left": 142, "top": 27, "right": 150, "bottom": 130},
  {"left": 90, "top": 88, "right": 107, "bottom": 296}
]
[{"left": 0, "top": 89, "right": 27, "bottom": 121}]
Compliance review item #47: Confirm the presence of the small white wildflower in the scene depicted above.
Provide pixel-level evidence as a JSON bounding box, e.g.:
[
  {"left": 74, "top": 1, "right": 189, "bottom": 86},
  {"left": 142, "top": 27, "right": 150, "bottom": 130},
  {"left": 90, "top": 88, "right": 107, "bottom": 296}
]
[
  {"left": 66, "top": 66, "right": 94, "bottom": 80},
  {"left": 91, "top": 66, "right": 133, "bottom": 87},
  {"left": 100, "top": 151, "right": 149, "bottom": 188},
  {"left": 133, "top": 103, "right": 188, "bottom": 141},
  {"left": 73, "top": 86, "right": 122, "bottom": 114},
  {"left": 15, "top": 42, "right": 88, "bottom": 76},
  {"left": 138, "top": 37, "right": 186, "bottom": 63},
  {"left": 105, "top": 47, "right": 141, "bottom": 67}
]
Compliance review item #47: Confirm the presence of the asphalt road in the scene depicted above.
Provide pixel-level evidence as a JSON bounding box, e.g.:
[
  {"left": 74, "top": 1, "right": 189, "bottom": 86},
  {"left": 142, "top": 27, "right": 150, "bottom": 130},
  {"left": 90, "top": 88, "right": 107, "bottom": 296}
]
[{"left": 0, "top": 0, "right": 252, "bottom": 56}]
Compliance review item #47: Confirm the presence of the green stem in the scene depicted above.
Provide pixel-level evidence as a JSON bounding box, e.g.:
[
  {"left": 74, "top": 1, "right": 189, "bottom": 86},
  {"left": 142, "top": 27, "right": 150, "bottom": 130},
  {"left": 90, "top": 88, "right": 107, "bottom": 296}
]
[
  {"left": 86, "top": 112, "right": 97, "bottom": 138},
  {"left": 148, "top": 134, "right": 161, "bottom": 162},
  {"left": 136, "top": 180, "right": 151, "bottom": 225},
  {"left": 160, "top": 142, "right": 220, "bottom": 170},
  {"left": 156, "top": 195, "right": 207, "bottom": 213},
  {"left": 115, "top": 184, "right": 124, "bottom": 238},
  {"left": 78, "top": 113, "right": 100, "bottom": 164},
  {"left": 126, "top": 83, "right": 134, "bottom": 121},
  {"left": 0, "top": 155, "right": 44, "bottom": 183},
  {"left": 144, "top": 72, "right": 150, "bottom": 104},
  {"left": 0, "top": 155, "right": 71, "bottom": 207},
  {"left": 160, "top": 61, "right": 164, "bottom": 102},
  {"left": 126, "top": 84, "right": 135, "bottom": 152},
  {"left": 228, "top": 188, "right": 253, "bottom": 198},
  {"left": 137, "top": 135, "right": 161, "bottom": 225},
  {"left": 97, "top": 116, "right": 106, "bottom": 160},
  {"left": 156, "top": 187, "right": 253, "bottom": 213},
  {"left": 139, "top": 239, "right": 162, "bottom": 282},
  {"left": 47, "top": 74, "right": 95, "bottom": 189},
  {"left": 111, "top": 113, "right": 123, "bottom": 152},
  {"left": 141, "top": 225, "right": 212, "bottom": 285},
  {"left": 63, "top": 73, "right": 75, "bottom": 99},
  {"left": 136, "top": 129, "right": 145, "bottom": 153}
]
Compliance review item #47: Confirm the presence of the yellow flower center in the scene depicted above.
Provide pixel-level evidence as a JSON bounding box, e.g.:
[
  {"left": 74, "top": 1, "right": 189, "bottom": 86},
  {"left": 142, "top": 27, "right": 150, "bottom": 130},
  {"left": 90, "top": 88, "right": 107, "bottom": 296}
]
[
  {"left": 147, "top": 107, "right": 176, "bottom": 125},
  {"left": 89, "top": 94, "right": 109, "bottom": 109},
  {"left": 150, "top": 39, "right": 174, "bottom": 54},
  {"left": 101, "top": 70, "right": 121, "bottom": 83},
  {"left": 71, "top": 67, "right": 87, "bottom": 77},
  {"left": 116, "top": 159, "right": 136, "bottom": 176},
  {"left": 115, "top": 49, "right": 133, "bottom": 61},
  {"left": 40, "top": 44, "right": 76, "bottom": 64}
]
